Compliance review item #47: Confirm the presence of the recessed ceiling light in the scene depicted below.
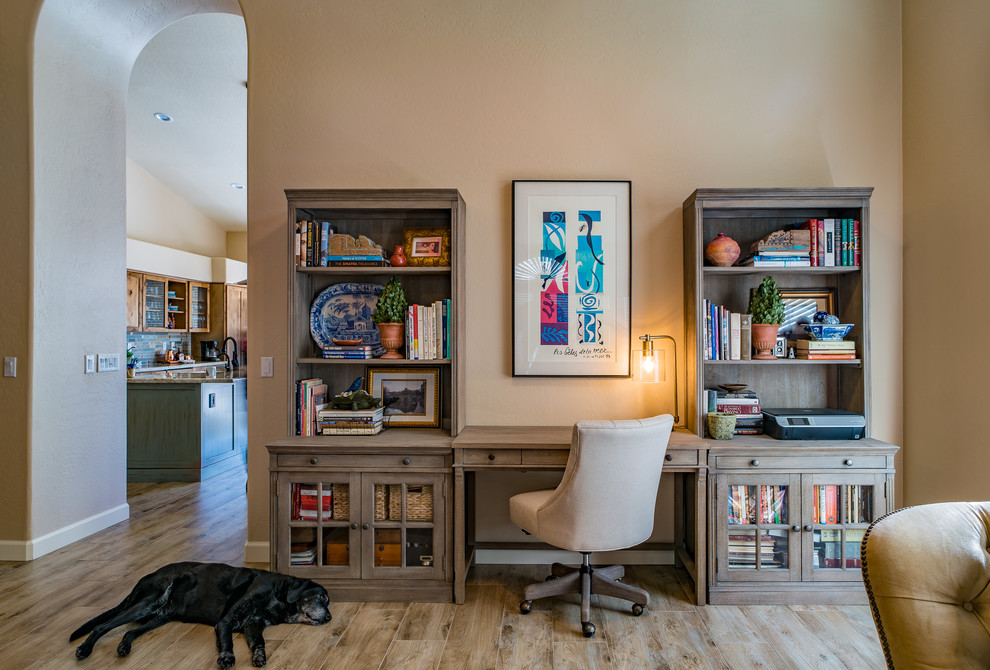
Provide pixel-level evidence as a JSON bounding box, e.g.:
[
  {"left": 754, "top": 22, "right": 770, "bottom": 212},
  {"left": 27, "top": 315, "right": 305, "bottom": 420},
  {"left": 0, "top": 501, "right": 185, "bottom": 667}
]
[
  {"left": 230, "top": 183, "right": 244, "bottom": 190},
  {"left": 154, "top": 112, "right": 173, "bottom": 122}
]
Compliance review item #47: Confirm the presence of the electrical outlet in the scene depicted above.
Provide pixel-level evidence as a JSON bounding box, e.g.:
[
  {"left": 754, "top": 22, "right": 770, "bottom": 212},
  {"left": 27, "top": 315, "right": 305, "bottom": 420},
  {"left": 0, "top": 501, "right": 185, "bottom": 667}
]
[
  {"left": 98, "top": 353, "right": 120, "bottom": 372},
  {"left": 84, "top": 354, "right": 95, "bottom": 374},
  {"left": 3, "top": 357, "right": 15, "bottom": 377},
  {"left": 261, "top": 357, "right": 274, "bottom": 378}
]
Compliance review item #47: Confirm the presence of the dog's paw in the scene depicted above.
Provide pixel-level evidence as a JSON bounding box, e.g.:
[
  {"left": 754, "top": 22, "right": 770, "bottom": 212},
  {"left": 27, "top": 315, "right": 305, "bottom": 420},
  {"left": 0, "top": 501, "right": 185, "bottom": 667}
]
[
  {"left": 251, "top": 647, "right": 267, "bottom": 667},
  {"left": 75, "top": 644, "right": 92, "bottom": 660},
  {"left": 217, "top": 651, "right": 236, "bottom": 669},
  {"left": 117, "top": 639, "right": 132, "bottom": 657}
]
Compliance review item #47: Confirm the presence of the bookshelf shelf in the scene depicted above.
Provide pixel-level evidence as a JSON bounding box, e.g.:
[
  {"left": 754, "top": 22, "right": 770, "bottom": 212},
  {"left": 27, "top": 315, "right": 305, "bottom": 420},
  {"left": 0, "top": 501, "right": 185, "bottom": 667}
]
[
  {"left": 683, "top": 188, "right": 898, "bottom": 605},
  {"left": 296, "top": 357, "right": 452, "bottom": 366}
]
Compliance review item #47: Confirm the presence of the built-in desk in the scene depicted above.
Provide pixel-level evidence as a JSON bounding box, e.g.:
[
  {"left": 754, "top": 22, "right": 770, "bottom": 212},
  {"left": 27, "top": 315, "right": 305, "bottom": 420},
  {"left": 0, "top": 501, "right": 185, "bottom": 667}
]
[{"left": 452, "top": 426, "right": 709, "bottom": 606}]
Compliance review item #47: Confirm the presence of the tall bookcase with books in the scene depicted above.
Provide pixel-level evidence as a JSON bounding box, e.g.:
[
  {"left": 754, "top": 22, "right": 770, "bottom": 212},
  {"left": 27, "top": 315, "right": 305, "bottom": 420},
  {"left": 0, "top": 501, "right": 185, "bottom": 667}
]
[
  {"left": 267, "top": 189, "right": 464, "bottom": 601},
  {"left": 683, "top": 188, "right": 898, "bottom": 604}
]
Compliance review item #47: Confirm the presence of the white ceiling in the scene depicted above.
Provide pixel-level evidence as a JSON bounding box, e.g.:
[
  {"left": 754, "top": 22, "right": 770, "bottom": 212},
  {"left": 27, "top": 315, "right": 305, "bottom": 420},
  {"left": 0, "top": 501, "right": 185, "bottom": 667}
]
[{"left": 127, "top": 13, "right": 247, "bottom": 231}]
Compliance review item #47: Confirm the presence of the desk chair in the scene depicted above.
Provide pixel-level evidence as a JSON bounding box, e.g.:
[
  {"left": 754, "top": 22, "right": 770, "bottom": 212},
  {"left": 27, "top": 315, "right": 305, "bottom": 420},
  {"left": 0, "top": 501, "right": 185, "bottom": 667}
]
[
  {"left": 508, "top": 415, "right": 674, "bottom": 637},
  {"left": 861, "top": 501, "right": 990, "bottom": 669}
]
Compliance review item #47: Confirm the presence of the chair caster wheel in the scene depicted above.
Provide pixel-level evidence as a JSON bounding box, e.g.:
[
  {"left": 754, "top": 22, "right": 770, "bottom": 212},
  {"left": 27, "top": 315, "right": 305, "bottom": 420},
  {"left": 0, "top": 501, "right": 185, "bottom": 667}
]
[
  {"left": 632, "top": 604, "right": 644, "bottom": 616},
  {"left": 582, "top": 622, "right": 596, "bottom": 638},
  {"left": 520, "top": 600, "right": 533, "bottom": 614}
]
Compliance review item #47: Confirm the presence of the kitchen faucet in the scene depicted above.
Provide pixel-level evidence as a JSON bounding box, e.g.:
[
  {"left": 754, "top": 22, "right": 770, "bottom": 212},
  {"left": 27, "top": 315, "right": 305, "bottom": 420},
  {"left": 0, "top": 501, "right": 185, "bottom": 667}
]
[{"left": 220, "top": 337, "right": 239, "bottom": 372}]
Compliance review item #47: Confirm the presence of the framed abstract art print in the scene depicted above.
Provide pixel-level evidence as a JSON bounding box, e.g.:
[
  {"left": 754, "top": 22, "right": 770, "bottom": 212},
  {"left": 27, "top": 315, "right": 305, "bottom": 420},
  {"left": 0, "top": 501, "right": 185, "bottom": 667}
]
[{"left": 512, "top": 180, "right": 631, "bottom": 377}]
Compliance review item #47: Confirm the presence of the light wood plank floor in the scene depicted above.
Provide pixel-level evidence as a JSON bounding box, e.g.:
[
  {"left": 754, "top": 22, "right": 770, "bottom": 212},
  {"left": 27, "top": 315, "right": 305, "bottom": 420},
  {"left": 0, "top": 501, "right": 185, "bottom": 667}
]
[{"left": 0, "top": 466, "right": 886, "bottom": 669}]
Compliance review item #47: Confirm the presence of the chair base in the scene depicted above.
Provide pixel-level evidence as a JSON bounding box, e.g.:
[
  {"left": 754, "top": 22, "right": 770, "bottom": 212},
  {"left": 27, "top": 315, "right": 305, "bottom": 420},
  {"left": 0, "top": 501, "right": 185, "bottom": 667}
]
[{"left": 519, "top": 554, "right": 648, "bottom": 637}]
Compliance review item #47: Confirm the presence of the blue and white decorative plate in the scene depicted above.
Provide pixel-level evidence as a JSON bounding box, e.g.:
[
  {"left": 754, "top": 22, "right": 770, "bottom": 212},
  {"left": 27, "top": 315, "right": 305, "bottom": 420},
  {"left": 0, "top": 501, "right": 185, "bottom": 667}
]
[{"left": 310, "top": 283, "right": 385, "bottom": 356}]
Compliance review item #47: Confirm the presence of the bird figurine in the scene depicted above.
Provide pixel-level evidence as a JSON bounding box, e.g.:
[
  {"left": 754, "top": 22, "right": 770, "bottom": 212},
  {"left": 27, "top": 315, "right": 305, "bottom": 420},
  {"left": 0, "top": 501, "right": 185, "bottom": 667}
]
[{"left": 343, "top": 376, "right": 363, "bottom": 393}]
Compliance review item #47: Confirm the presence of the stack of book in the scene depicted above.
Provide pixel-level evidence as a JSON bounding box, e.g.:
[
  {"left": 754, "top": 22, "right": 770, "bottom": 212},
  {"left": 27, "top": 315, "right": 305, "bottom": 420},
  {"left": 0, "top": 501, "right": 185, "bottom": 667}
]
[
  {"left": 797, "top": 219, "right": 860, "bottom": 267},
  {"left": 316, "top": 406, "right": 385, "bottom": 435},
  {"left": 739, "top": 229, "right": 811, "bottom": 267},
  {"left": 406, "top": 299, "right": 452, "bottom": 360},
  {"left": 295, "top": 224, "right": 388, "bottom": 267},
  {"left": 727, "top": 533, "right": 784, "bottom": 568},
  {"left": 707, "top": 387, "right": 763, "bottom": 434},
  {"left": 702, "top": 300, "right": 752, "bottom": 360},
  {"left": 295, "top": 378, "right": 327, "bottom": 436},
  {"left": 790, "top": 339, "right": 856, "bottom": 360},
  {"left": 320, "top": 344, "right": 375, "bottom": 359},
  {"left": 291, "top": 483, "right": 331, "bottom": 520}
]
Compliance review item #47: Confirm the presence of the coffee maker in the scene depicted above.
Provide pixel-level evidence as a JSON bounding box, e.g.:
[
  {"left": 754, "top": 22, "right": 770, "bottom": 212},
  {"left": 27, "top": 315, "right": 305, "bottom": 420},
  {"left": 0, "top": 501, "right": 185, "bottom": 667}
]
[{"left": 200, "top": 340, "right": 220, "bottom": 361}]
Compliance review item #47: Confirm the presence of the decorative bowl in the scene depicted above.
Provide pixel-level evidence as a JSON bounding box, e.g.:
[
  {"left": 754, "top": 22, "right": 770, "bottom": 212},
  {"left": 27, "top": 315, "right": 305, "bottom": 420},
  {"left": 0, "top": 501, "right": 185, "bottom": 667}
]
[
  {"left": 332, "top": 338, "right": 364, "bottom": 346},
  {"left": 706, "top": 412, "right": 737, "bottom": 440},
  {"left": 802, "top": 323, "right": 853, "bottom": 341},
  {"left": 718, "top": 383, "right": 749, "bottom": 393}
]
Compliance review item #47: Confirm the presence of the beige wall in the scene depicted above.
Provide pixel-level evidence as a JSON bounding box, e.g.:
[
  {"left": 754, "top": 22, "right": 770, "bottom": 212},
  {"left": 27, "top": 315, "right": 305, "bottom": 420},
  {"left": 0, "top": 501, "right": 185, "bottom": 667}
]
[
  {"left": 903, "top": 0, "right": 990, "bottom": 503},
  {"left": 242, "top": 0, "right": 904, "bottom": 546},
  {"left": 226, "top": 232, "right": 247, "bottom": 263}
]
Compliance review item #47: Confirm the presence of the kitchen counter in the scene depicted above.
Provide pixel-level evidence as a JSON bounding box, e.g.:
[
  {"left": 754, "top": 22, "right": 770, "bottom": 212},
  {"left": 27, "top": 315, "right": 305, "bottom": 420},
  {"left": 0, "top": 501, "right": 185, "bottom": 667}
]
[{"left": 128, "top": 370, "right": 247, "bottom": 384}]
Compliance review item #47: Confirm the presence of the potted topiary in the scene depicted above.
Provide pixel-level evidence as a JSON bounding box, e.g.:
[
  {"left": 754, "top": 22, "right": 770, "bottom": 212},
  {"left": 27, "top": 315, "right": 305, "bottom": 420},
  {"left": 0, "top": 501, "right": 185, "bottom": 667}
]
[
  {"left": 372, "top": 276, "right": 408, "bottom": 359},
  {"left": 747, "top": 275, "right": 786, "bottom": 360}
]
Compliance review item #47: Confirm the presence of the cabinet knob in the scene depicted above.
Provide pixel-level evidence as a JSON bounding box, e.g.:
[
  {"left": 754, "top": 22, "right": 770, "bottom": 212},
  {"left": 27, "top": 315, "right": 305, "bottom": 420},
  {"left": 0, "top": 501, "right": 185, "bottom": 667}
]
[
  {"left": 792, "top": 525, "right": 800, "bottom": 532},
  {"left": 844, "top": 459, "right": 854, "bottom": 466},
  {"left": 362, "top": 523, "right": 370, "bottom": 530},
  {"left": 750, "top": 459, "right": 760, "bottom": 467},
  {"left": 309, "top": 457, "right": 318, "bottom": 465},
  {"left": 350, "top": 523, "right": 358, "bottom": 530},
  {"left": 804, "top": 525, "right": 813, "bottom": 532},
  {"left": 402, "top": 458, "right": 411, "bottom": 465},
  {"left": 665, "top": 453, "right": 673, "bottom": 462},
  {"left": 488, "top": 453, "right": 496, "bottom": 461}
]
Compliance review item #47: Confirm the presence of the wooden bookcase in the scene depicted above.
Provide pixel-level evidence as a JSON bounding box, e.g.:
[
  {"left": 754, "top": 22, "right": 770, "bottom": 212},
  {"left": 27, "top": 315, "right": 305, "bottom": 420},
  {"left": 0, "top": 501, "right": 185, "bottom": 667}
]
[
  {"left": 682, "top": 188, "right": 898, "bottom": 604},
  {"left": 268, "top": 188, "right": 464, "bottom": 601}
]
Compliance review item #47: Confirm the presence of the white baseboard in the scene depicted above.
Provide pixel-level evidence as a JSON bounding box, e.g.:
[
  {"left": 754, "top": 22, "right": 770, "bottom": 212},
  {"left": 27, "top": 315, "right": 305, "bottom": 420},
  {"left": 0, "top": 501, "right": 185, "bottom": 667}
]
[
  {"left": 0, "top": 503, "right": 130, "bottom": 561},
  {"left": 244, "top": 541, "right": 270, "bottom": 565},
  {"left": 475, "top": 548, "right": 674, "bottom": 565}
]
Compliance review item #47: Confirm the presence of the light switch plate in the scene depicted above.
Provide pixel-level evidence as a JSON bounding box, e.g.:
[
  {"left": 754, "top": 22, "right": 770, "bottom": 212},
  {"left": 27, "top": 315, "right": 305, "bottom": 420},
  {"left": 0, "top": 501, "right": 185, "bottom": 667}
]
[
  {"left": 97, "top": 353, "right": 120, "bottom": 372},
  {"left": 261, "top": 356, "right": 274, "bottom": 378},
  {"left": 3, "top": 357, "right": 15, "bottom": 377},
  {"left": 84, "top": 354, "right": 95, "bottom": 374}
]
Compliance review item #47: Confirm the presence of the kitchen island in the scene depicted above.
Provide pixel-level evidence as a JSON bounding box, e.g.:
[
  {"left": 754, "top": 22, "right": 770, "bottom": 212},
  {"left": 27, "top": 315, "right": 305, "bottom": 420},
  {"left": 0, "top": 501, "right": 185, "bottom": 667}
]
[{"left": 127, "top": 369, "right": 247, "bottom": 482}]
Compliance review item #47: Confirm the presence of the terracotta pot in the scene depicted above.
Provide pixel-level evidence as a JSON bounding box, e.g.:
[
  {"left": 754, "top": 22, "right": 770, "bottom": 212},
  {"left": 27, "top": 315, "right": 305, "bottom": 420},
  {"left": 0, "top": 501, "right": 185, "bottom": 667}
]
[
  {"left": 704, "top": 233, "right": 741, "bottom": 267},
  {"left": 377, "top": 322, "right": 405, "bottom": 359},
  {"left": 751, "top": 323, "right": 780, "bottom": 360},
  {"left": 389, "top": 245, "right": 407, "bottom": 267}
]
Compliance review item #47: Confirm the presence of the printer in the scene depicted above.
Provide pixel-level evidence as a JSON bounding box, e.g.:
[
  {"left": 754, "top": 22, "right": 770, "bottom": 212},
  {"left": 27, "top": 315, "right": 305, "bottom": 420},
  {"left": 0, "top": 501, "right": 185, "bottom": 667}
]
[{"left": 762, "top": 408, "right": 866, "bottom": 440}]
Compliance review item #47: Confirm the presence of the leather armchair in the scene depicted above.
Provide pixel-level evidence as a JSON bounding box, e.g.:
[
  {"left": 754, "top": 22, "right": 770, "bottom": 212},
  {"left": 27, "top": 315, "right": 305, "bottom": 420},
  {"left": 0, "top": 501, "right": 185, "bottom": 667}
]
[
  {"left": 508, "top": 415, "right": 674, "bottom": 638},
  {"left": 861, "top": 501, "right": 990, "bottom": 669}
]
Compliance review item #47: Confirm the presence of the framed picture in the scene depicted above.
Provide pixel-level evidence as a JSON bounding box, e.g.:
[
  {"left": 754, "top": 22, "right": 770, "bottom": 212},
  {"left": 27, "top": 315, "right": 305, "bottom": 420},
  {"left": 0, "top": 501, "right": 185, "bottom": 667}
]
[
  {"left": 367, "top": 367, "right": 440, "bottom": 428},
  {"left": 402, "top": 227, "right": 450, "bottom": 267},
  {"left": 776, "top": 288, "right": 836, "bottom": 338},
  {"left": 512, "top": 180, "right": 632, "bottom": 377}
]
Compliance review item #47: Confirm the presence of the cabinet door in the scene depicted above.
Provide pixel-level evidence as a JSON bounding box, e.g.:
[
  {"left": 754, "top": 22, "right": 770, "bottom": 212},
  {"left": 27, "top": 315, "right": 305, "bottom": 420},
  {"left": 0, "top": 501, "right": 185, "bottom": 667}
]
[
  {"left": 188, "top": 281, "right": 210, "bottom": 332},
  {"left": 167, "top": 279, "right": 188, "bottom": 331},
  {"left": 362, "top": 473, "right": 445, "bottom": 581},
  {"left": 277, "top": 471, "right": 361, "bottom": 579},
  {"left": 714, "top": 473, "right": 801, "bottom": 583},
  {"left": 225, "top": 284, "right": 248, "bottom": 363},
  {"left": 143, "top": 275, "right": 168, "bottom": 331},
  {"left": 801, "top": 473, "right": 883, "bottom": 582},
  {"left": 127, "top": 272, "right": 142, "bottom": 331}
]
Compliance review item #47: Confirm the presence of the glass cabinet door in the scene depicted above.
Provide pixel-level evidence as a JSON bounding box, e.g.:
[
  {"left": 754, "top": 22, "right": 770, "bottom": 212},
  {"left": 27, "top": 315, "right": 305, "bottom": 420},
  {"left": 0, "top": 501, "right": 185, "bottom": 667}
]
[
  {"left": 364, "top": 474, "right": 444, "bottom": 581},
  {"left": 280, "top": 473, "right": 359, "bottom": 578},
  {"left": 804, "top": 475, "right": 879, "bottom": 582},
  {"left": 143, "top": 276, "right": 166, "bottom": 330},
  {"left": 188, "top": 282, "right": 209, "bottom": 331},
  {"left": 717, "top": 474, "right": 800, "bottom": 582}
]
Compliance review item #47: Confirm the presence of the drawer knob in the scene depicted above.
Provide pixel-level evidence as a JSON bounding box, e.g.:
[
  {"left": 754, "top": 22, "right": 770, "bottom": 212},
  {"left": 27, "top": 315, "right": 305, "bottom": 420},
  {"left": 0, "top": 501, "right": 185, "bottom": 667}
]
[
  {"left": 665, "top": 453, "right": 673, "bottom": 462},
  {"left": 362, "top": 523, "right": 370, "bottom": 530},
  {"left": 750, "top": 459, "right": 760, "bottom": 467},
  {"left": 792, "top": 525, "right": 800, "bottom": 532},
  {"left": 488, "top": 453, "right": 496, "bottom": 461},
  {"left": 402, "top": 458, "right": 411, "bottom": 465},
  {"left": 350, "top": 523, "right": 358, "bottom": 530},
  {"left": 804, "top": 524, "right": 813, "bottom": 532},
  {"left": 309, "top": 457, "right": 318, "bottom": 465},
  {"left": 844, "top": 459, "right": 854, "bottom": 466}
]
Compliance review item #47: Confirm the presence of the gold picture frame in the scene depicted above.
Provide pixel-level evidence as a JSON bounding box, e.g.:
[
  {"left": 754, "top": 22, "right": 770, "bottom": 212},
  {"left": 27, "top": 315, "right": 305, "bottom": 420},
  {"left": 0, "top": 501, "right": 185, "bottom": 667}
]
[
  {"left": 402, "top": 227, "right": 450, "bottom": 267},
  {"left": 367, "top": 366, "right": 441, "bottom": 428}
]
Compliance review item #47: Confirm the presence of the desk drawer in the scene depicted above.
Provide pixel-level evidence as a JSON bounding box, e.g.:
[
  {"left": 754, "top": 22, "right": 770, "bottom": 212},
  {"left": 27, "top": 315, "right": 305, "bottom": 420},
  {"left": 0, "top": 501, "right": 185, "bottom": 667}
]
[
  {"left": 714, "top": 454, "right": 887, "bottom": 471},
  {"left": 277, "top": 454, "right": 447, "bottom": 469},
  {"left": 521, "top": 449, "right": 569, "bottom": 466},
  {"left": 462, "top": 449, "right": 521, "bottom": 465},
  {"left": 664, "top": 449, "right": 700, "bottom": 467}
]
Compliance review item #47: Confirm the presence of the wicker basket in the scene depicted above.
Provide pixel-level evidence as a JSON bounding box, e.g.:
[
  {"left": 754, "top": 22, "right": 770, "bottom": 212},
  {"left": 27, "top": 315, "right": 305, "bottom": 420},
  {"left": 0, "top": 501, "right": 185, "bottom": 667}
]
[
  {"left": 331, "top": 484, "right": 350, "bottom": 520},
  {"left": 374, "top": 484, "right": 433, "bottom": 521}
]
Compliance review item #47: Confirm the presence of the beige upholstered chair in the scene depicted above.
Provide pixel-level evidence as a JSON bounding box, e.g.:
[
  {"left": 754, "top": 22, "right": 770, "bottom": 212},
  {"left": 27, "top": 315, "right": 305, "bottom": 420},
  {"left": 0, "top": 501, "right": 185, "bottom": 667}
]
[
  {"left": 861, "top": 501, "right": 990, "bottom": 669},
  {"left": 508, "top": 415, "right": 674, "bottom": 637}
]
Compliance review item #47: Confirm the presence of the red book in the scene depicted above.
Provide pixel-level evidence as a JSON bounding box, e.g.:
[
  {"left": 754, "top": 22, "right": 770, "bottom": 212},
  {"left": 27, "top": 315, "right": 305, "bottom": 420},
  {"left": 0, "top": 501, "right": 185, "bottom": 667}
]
[
  {"left": 826, "top": 485, "right": 838, "bottom": 524},
  {"left": 853, "top": 220, "right": 861, "bottom": 267}
]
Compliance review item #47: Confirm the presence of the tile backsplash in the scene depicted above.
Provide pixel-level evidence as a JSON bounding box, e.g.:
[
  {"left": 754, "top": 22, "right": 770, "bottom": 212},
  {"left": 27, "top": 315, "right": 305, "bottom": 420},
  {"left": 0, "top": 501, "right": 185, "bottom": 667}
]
[{"left": 127, "top": 332, "right": 190, "bottom": 368}]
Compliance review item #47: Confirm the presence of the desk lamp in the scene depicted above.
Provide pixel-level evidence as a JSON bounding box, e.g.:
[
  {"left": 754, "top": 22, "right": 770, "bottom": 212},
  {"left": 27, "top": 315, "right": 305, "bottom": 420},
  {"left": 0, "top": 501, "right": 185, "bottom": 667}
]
[{"left": 635, "top": 334, "right": 679, "bottom": 424}]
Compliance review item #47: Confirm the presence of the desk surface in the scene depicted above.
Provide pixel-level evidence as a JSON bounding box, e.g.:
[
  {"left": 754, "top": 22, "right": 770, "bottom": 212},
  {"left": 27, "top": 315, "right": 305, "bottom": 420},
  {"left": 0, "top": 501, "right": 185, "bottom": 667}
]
[{"left": 453, "top": 425, "right": 707, "bottom": 450}]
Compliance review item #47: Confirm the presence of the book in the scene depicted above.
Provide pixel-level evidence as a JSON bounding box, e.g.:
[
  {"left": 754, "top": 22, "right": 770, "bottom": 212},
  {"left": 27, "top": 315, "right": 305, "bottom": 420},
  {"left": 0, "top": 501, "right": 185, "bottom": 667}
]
[
  {"left": 321, "top": 423, "right": 385, "bottom": 436},
  {"left": 739, "top": 256, "right": 811, "bottom": 267},
  {"left": 716, "top": 404, "right": 761, "bottom": 415},
  {"left": 317, "top": 406, "right": 384, "bottom": 419},
  {"left": 795, "top": 353, "right": 856, "bottom": 360},
  {"left": 320, "top": 351, "right": 374, "bottom": 359},
  {"left": 791, "top": 339, "right": 855, "bottom": 350},
  {"left": 823, "top": 219, "right": 835, "bottom": 266},
  {"left": 295, "top": 378, "right": 322, "bottom": 435},
  {"left": 318, "top": 222, "right": 330, "bottom": 266},
  {"left": 327, "top": 259, "right": 389, "bottom": 267},
  {"left": 325, "top": 254, "right": 385, "bottom": 261},
  {"left": 729, "top": 312, "right": 741, "bottom": 360},
  {"left": 740, "top": 314, "right": 752, "bottom": 360},
  {"left": 852, "top": 220, "right": 861, "bottom": 266}
]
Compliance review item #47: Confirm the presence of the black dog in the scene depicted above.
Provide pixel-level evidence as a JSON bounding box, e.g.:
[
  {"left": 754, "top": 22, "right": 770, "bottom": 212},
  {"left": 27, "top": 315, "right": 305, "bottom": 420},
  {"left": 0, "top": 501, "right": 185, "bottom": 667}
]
[{"left": 70, "top": 562, "right": 331, "bottom": 668}]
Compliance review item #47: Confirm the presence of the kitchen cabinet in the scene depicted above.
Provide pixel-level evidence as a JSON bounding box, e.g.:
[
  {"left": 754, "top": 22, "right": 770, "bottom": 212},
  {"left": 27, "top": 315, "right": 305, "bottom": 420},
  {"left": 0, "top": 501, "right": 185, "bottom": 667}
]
[
  {"left": 268, "top": 438, "right": 451, "bottom": 601},
  {"left": 192, "top": 283, "right": 247, "bottom": 365},
  {"left": 129, "top": 272, "right": 207, "bottom": 333},
  {"left": 127, "top": 272, "right": 142, "bottom": 331},
  {"left": 188, "top": 281, "right": 210, "bottom": 332}
]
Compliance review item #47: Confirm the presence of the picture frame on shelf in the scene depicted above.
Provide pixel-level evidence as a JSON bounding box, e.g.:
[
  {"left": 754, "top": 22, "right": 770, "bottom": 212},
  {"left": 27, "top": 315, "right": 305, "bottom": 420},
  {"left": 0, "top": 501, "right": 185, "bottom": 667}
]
[
  {"left": 367, "top": 367, "right": 440, "bottom": 428},
  {"left": 762, "top": 288, "right": 836, "bottom": 339},
  {"left": 402, "top": 227, "right": 450, "bottom": 267},
  {"left": 511, "top": 179, "right": 632, "bottom": 377}
]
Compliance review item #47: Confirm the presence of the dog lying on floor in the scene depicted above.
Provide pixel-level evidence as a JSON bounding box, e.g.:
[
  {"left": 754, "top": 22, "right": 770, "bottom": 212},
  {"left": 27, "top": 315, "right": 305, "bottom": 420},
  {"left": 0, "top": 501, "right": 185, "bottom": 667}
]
[{"left": 70, "top": 561, "right": 331, "bottom": 668}]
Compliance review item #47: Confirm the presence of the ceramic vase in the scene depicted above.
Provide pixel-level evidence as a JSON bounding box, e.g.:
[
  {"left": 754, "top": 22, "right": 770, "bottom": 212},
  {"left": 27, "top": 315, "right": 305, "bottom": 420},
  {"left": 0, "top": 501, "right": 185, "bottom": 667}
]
[
  {"left": 377, "top": 322, "right": 405, "bottom": 359},
  {"left": 704, "top": 233, "right": 741, "bottom": 267},
  {"left": 389, "top": 245, "right": 407, "bottom": 267},
  {"left": 751, "top": 323, "right": 780, "bottom": 360}
]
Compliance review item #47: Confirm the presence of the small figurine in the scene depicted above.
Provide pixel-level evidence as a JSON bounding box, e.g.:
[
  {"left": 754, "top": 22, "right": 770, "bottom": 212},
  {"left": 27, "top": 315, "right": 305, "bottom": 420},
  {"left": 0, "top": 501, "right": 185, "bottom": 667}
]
[
  {"left": 329, "top": 389, "right": 381, "bottom": 411},
  {"left": 813, "top": 311, "right": 840, "bottom": 325}
]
